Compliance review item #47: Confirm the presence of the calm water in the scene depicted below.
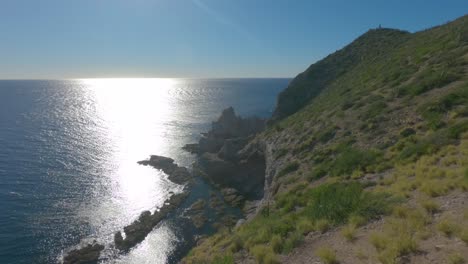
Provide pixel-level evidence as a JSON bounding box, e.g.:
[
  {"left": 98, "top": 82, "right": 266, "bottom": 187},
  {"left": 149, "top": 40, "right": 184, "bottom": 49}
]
[{"left": 0, "top": 78, "right": 289, "bottom": 264}]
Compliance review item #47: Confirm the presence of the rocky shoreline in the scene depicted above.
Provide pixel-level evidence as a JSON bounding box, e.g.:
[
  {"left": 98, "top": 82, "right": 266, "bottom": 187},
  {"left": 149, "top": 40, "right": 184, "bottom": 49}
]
[
  {"left": 63, "top": 156, "right": 192, "bottom": 264},
  {"left": 63, "top": 107, "right": 267, "bottom": 264}
]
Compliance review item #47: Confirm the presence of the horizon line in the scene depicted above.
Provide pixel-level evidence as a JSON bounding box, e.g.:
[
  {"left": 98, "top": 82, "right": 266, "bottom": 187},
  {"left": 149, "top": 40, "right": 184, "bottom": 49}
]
[{"left": 0, "top": 77, "right": 293, "bottom": 81}]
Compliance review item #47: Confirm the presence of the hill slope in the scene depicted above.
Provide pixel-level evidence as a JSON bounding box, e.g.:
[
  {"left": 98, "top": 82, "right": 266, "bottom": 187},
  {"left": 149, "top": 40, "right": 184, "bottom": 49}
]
[{"left": 184, "top": 15, "right": 468, "bottom": 264}]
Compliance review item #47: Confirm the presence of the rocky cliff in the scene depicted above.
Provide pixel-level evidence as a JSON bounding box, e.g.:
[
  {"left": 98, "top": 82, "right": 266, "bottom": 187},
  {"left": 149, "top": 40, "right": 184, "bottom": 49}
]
[
  {"left": 184, "top": 107, "right": 267, "bottom": 201},
  {"left": 184, "top": 15, "right": 468, "bottom": 264}
]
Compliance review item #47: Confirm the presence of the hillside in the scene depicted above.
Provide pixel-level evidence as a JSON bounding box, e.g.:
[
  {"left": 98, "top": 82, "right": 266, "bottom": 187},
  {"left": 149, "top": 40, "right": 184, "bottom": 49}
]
[{"left": 183, "top": 15, "right": 468, "bottom": 264}]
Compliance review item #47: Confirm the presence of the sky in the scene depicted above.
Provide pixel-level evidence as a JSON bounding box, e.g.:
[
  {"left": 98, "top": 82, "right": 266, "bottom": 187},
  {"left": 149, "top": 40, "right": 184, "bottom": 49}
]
[{"left": 0, "top": 0, "right": 466, "bottom": 79}]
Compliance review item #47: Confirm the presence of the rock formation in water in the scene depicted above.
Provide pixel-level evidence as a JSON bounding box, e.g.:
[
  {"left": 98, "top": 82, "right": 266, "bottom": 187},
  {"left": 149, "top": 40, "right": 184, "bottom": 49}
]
[
  {"left": 137, "top": 155, "right": 192, "bottom": 185},
  {"left": 63, "top": 242, "right": 104, "bottom": 264},
  {"left": 114, "top": 156, "right": 192, "bottom": 251},
  {"left": 64, "top": 155, "right": 192, "bottom": 261},
  {"left": 114, "top": 191, "right": 189, "bottom": 251}
]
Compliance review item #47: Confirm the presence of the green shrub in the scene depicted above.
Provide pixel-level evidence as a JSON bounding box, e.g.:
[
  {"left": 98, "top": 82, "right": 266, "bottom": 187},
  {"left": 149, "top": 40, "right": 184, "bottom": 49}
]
[
  {"left": 398, "top": 68, "right": 461, "bottom": 96},
  {"left": 270, "top": 235, "right": 283, "bottom": 253},
  {"left": 277, "top": 162, "right": 300, "bottom": 177},
  {"left": 282, "top": 231, "right": 303, "bottom": 254},
  {"left": 448, "top": 121, "right": 468, "bottom": 139},
  {"left": 297, "top": 218, "right": 315, "bottom": 234},
  {"left": 361, "top": 101, "right": 387, "bottom": 120},
  {"left": 318, "top": 128, "right": 336, "bottom": 143},
  {"left": 213, "top": 255, "right": 234, "bottom": 264},
  {"left": 315, "top": 219, "right": 331, "bottom": 233},
  {"left": 348, "top": 215, "right": 366, "bottom": 227},
  {"left": 303, "top": 182, "right": 392, "bottom": 224},
  {"left": 250, "top": 244, "right": 280, "bottom": 264},
  {"left": 398, "top": 128, "right": 458, "bottom": 161},
  {"left": 400, "top": 128, "right": 416, "bottom": 137},
  {"left": 308, "top": 166, "right": 328, "bottom": 180},
  {"left": 331, "top": 147, "right": 381, "bottom": 175}
]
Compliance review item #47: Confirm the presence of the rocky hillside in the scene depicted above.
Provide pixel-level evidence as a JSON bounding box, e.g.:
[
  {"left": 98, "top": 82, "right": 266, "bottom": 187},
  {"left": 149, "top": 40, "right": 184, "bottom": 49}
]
[{"left": 184, "top": 15, "right": 468, "bottom": 264}]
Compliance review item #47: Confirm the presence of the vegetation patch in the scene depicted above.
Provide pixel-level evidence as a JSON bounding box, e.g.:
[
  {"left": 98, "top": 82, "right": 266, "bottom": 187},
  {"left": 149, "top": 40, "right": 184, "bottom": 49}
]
[
  {"left": 330, "top": 147, "right": 381, "bottom": 176},
  {"left": 277, "top": 161, "right": 300, "bottom": 177},
  {"left": 315, "top": 246, "right": 339, "bottom": 264},
  {"left": 302, "top": 182, "right": 393, "bottom": 224}
]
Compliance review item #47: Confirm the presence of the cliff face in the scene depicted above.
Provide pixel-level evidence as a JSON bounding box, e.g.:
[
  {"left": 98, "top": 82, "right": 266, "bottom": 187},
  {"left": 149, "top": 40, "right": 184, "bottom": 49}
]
[{"left": 185, "top": 15, "right": 468, "bottom": 264}]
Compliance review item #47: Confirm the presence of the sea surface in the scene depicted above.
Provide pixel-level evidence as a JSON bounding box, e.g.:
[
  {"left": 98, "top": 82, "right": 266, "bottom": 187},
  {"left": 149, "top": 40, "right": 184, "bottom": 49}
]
[{"left": 0, "top": 78, "right": 290, "bottom": 264}]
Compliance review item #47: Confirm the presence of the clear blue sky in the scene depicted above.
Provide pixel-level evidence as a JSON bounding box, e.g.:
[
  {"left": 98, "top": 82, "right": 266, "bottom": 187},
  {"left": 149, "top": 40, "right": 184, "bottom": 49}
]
[{"left": 1, "top": 0, "right": 466, "bottom": 79}]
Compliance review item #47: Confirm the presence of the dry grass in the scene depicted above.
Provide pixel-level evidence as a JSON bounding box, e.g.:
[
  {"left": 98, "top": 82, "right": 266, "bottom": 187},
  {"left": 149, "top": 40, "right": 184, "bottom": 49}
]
[{"left": 315, "top": 246, "right": 339, "bottom": 264}]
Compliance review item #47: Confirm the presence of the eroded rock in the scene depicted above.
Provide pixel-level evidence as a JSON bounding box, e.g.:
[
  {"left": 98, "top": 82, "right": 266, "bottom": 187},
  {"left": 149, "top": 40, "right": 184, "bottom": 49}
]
[
  {"left": 138, "top": 155, "right": 191, "bottom": 184},
  {"left": 114, "top": 192, "right": 189, "bottom": 251},
  {"left": 63, "top": 243, "right": 104, "bottom": 264}
]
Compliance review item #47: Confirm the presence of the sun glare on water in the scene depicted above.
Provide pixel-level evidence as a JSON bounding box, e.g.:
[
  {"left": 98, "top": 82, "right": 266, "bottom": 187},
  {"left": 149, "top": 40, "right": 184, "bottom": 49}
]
[{"left": 76, "top": 78, "right": 181, "bottom": 263}]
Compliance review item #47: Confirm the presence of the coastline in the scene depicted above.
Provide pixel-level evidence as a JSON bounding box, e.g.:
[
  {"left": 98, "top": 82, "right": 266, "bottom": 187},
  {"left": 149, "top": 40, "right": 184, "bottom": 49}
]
[{"left": 63, "top": 106, "right": 269, "bottom": 263}]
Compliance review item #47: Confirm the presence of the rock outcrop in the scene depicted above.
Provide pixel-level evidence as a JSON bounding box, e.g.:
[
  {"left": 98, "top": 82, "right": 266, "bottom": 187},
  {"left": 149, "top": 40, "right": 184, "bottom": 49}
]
[
  {"left": 112, "top": 155, "right": 192, "bottom": 251},
  {"left": 184, "top": 107, "right": 267, "bottom": 202},
  {"left": 63, "top": 242, "right": 104, "bottom": 264},
  {"left": 137, "top": 155, "right": 192, "bottom": 185},
  {"left": 114, "top": 192, "right": 189, "bottom": 251},
  {"left": 184, "top": 107, "right": 265, "bottom": 155}
]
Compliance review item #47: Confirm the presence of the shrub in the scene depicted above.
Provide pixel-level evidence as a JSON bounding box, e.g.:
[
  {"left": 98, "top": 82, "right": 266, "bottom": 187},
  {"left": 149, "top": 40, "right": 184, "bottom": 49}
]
[
  {"left": 282, "top": 231, "right": 303, "bottom": 254},
  {"left": 437, "top": 217, "right": 460, "bottom": 237},
  {"left": 270, "top": 235, "right": 283, "bottom": 253},
  {"left": 458, "top": 229, "right": 468, "bottom": 244},
  {"left": 315, "top": 246, "right": 339, "bottom": 264},
  {"left": 263, "top": 253, "right": 280, "bottom": 264},
  {"left": 308, "top": 165, "right": 328, "bottom": 180},
  {"left": 297, "top": 218, "right": 315, "bottom": 234},
  {"left": 400, "top": 127, "right": 416, "bottom": 137},
  {"left": 315, "top": 219, "right": 331, "bottom": 233},
  {"left": 398, "top": 68, "right": 460, "bottom": 96},
  {"left": 348, "top": 215, "right": 366, "bottom": 227},
  {"left": 318, "top": 128, "right": 336, "bottom": 143},
  {"left": 420, "top": 198, "right": 440, "bottom": 214},
  {"left": 370, "top": 232, "right": 388, "bottom": 252},
  {"left": 448, "top": 121, "right": 468, "bottom": 139},
  {"left": 277, "top": 162, "right": 300, "bottom": 177},
  {"left": 448, "top": 253, "right": 465, "bottom": 264},
  {"left": 341, "top": 224, "right": 357, "bottom": 242},
  {"left": 304, "top": 182, "right": 393, "bottom": 224},
  {"left": 331, "top": 147, "right": 381, "bottom": 175},
  {"left": 213, "top": 255, "right": 234, "bottom": 264},
  {"left": 250, "top": 245, "right": 274, "bottom": 264},
  {"left": 229, "top": 236, "right": 243, "bottom": 253},
  {"left": 361, "top": 101, "right": 387, "bottom": 120}
]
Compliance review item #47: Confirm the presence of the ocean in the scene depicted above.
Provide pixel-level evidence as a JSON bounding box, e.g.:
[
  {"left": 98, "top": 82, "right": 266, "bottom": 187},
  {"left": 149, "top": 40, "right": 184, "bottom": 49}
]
[{"left": 0, "top": 78, "right": 290, "bottom": 264}]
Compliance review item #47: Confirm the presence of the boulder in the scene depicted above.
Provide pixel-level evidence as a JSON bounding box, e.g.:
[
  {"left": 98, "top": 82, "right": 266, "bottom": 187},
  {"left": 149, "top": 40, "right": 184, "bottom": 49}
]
[
  {"left": 221, "top": 188, "right": 245, "bottom": 207},
  {"left": 138, "top": 155, "right": 191, "bottom": 185},
  {"left": 137, "top": 155, "right": 177, "bottom": 173},
  {"left": 191, "top": 213, "right": 207, "bottom": 229},
  {"left": 189, "top": 199, "right": 206, "bottom": 212},
  {"left": 63, "top": 243, "right": 104, "bottom": 264}
]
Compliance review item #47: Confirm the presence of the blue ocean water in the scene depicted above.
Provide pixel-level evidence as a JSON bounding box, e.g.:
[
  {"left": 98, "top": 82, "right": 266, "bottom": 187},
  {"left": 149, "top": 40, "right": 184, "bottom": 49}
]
[{"left": 0, "top": 78, "right": 290, "bottom": 264}]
